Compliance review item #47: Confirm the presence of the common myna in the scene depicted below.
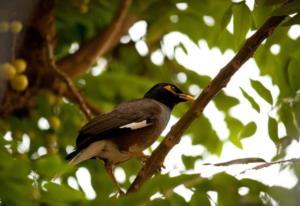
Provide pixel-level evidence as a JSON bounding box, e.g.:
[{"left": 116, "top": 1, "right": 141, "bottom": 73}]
[{"left": 66, "top": 83, "right": 194, "bottom": 193}]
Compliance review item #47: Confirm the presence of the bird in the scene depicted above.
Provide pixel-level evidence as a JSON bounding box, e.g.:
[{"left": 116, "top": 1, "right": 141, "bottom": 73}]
[{"left": 66, "top": 83, "right": 194, "bottom": 193}]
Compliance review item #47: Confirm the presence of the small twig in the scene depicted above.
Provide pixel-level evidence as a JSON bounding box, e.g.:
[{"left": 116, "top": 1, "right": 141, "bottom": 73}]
[
  {"left": 11, "top": 34, "right": 17, "bottom": 61},
  {"left": 127, "top": 13, "right": 287, "bottom": 193},
  {"left": 57, "top": 0, "right": 133, "bottom": 78},
  {"left": 203, "top": 157, "right": 266, "bottom": 166},
  {"left": 61, "top": 89, "right": 102, "bottom": 115},
  {"left": 240, "top": 158, "right": 300, "bottom": 174},
  {"left": 46, "top": 36, "right": 93, "bottom": 121}
]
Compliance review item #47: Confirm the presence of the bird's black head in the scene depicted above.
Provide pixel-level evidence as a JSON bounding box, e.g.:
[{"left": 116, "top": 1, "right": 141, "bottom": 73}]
[{"left": 144, "top": 83, "right": 194, "bottom": 109}]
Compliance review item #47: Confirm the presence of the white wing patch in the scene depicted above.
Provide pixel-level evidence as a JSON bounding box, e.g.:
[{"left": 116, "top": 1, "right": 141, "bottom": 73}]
[{"left": 120, "top": 120, "right": 150, "bottom": 130}]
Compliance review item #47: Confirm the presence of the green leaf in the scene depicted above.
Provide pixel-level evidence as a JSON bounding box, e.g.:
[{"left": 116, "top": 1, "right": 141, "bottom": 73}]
[
  {"left": 255, "top": 0, "right": 287, "bottom": 6},
  {"left": 182, "top": 155, "right": 202, "bottom": 170},
  {"left": 177, "top": 42, "right": 188, "bottom": 55},
  {"left": 190, "top": 191, "right": 210, "bottom": 206},
  {"left": 268, "top": 116, "right": 280, "bottom": 144},
  {"left": 221, "top": 5, "right": 232, "bottom": 30},
  {"left": 232, "top": 2, "right": 252, "bottom": 49},
  {"left": 288, "top": 59, "right": 300, "bottom": 93},
  {"left": 214, "top": 91, "right": 240, "bottom": 112},
  {"left": 239, "top": 121, "right": 257, "bottom": 139},
  {"left": 226, "top": 116, "right": 244, "bottom": 148},
  {"left": 188, "top": 116, "right": 223, "bottom": 155},
  {"left": 41, "top": 182, "right": 85, "bottom": 205},
  {"left": 250, "top": 79, "right": 273, "bottom": 105},
  {"left": 272, "top": 1, "right": 300, "bottom": 15},
  {"left": 279, "top": 104, "right": 300, "bottom": 137},
  {"left": 34, "top": 155, "right": 72, "bottom": 178},
  {"left": 283, "top": 13, "right": 300, "bottom": 26},
  {"left": 240, "top": 88, "right": 260, "bottom": 113}
]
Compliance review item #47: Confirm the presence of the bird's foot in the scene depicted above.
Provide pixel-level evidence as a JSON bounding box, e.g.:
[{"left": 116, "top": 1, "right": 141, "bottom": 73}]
[
  {"left": 153, "top": 161, "right": 166, "bottom": 175},
  {"left": 139, "top": 154, "right": 150, "bottom": 165}
]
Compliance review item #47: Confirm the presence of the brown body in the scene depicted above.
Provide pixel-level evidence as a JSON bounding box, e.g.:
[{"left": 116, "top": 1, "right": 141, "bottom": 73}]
[{"left": 69, "top": 99, "right": 170, "bottom": 165}]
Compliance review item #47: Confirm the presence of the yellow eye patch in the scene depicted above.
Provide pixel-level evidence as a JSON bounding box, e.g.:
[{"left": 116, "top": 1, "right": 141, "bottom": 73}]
[{"left": 164, "top": 85, "right": 177, "bottom": 94}]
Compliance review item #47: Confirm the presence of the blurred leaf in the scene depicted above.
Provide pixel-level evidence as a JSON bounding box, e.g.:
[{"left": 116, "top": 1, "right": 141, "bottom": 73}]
[
  {"left": 190, "top": 191, "right": 211, "bottom": 206},
  {"left": 250, "top": 79, "right": 273, "bottom": 105},
  {"left": 279, "top": 104, "right": 300, "bottom": 138},
  {"left": 269, "top": 186, "right": 298, "bottom": 206},
  {"left": 41, "top": 182, "right": 85, "bottom": 205},
  {"left": 283, "top": 13, "right": 300, "bottom": 26},
  {"left": 211, "top": 173, "right": 239, "bottom": 206},
  {"left": 33, "top": 155, "right": 72, "bottom": 178},
  {"left": 272, "top": 1, "right": 300, "bottom": 15},
  {"left": 182, "top": 155, "right": 202, "bottom": 170},
  {"left": 168, "top": 193, "right": 188, "bottom": 206},
  {"left": 288, "top": 59, "right": 300, "bottom": 93},
  {"left": 239, "top": 122, "right": 257, "bottom": 139},
  {"left": 240, "top": 88, "right": 260, "bottom": 113},
  {"left": 232, "top": 2, "right": 252, "bottom": 49},
  {"left": 214, "top": 91, "right": 240, "bottom": 112},
  {"left": 226, "top": 116, "right": 244, "bottom": 148},
  {"left": 176, "top": 42, "right": 188, "bottom": 55},
  {"left": 255, "top": 0, "right": 287, "bottom": 6},
  {"left": 268, "top": 116, "right": 280, "bottom": 144},
  {"left": 188, "top": 116, "right": 223, "bottom": 155},
  {"left": 221, "top": 5, "right": 232, "bottom": 30}
]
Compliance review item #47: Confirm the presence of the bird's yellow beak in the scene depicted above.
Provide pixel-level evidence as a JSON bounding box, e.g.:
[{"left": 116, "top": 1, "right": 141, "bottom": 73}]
[{"left": 178, "top": 93, "right": 195, "bottom": 102}]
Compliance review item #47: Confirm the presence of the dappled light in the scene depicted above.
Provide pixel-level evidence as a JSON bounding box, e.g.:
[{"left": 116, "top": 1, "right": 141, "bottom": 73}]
[{"left": 1, "top": 0, "right": 300, "bottom": 205}]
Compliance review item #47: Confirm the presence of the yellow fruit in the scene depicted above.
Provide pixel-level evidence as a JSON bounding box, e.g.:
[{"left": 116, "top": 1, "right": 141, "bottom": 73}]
[
  {"left": 0, "top": 63, "right": 16, "bottom": 80},
  {"left": 0, "top": 21, "right": 9, "bottom": 32},
  {"left": 11, "top": 20, "right": 23, "bottom": 33},
  {"left": 48, "top": 116, "right": 61, "bottom": 130},
  {"left": 13, "top": 59, "right": 27, "bottom": 73},
  {"left": 10, "top": 74, "right": 28, "bottom": 91},
  {"left": 45, "top": 92, "right": 57, "bottom": 105}
]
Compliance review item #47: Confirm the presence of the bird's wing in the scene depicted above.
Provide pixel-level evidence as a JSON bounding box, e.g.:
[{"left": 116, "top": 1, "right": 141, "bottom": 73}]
[{"left": 76, "top": 99, "right": 161, "bottom": 150}]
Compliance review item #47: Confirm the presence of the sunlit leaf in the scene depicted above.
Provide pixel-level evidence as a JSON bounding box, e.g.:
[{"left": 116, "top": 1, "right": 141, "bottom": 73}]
[
  {"left": 182, "top": 155, "right": 202, "bottom": 170},
  {"left": 240, "top": 88, "right": 260, "bottom": 113},
  {"left": 239, "top": 121, "right": 257, "bottom": 139},
  {"left": 250, "top": 79, "right": 273, "bottom": 105},
  {"left": 232, "top": 2, "right": 252, "bottom": 49},
  {"left": 268, "top": 116, "right": 280, "bottom": 144}
]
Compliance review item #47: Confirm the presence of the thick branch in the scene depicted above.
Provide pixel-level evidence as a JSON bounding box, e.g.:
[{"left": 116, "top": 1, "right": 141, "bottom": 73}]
[
  {"left": 57, "top": 0, "right": 133, "bottom": 78},
  {"left": 127, "top": 15, "right": 286, "bottom": 193}
]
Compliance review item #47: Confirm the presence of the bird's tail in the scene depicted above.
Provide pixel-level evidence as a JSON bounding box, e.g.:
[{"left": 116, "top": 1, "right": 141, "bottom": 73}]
[{"left": 66, "top": 141, "right": 106, "bottom": 165}]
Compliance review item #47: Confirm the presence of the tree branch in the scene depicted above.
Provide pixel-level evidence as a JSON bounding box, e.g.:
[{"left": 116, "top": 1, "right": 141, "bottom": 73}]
[
  {"left": 240, "top": 158, "right": 300, "bottom": 174},
  {"left": 203, "top": 157, "right": 267, "bottom": 166},
  {"left": 44, "top": 11, "right": 94, "bottom": 121},
  {"left": 61, "top": 89, "right": 102, "bottom": 115},
  {"left": 47, "top": 47, "right": 93, "bottom": 120},
  {"left": 127, "top": 15, "right": 287, "bottom": 193},
  {"left": 57, "top": 0, "right": 133, "bottom": 78}
]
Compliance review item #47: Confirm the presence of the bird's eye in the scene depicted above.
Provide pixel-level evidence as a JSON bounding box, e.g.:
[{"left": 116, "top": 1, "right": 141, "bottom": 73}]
[{"left": 171, "top": 86, "right": 177, "bottom": 92}]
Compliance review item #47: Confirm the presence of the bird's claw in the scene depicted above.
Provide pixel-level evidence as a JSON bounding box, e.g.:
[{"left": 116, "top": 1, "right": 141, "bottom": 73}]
[
  {"left": 139, "top": 154, "right": 150, "bottom": 165},
  {"left": 153, "top": 162, "right": 165, "bottom": 175}
]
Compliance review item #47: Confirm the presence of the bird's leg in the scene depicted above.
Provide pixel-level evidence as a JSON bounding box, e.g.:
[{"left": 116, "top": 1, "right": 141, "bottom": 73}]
[
  {"left": 121, "top": 150, "right": 149, "bottom": 165},
  {"left": 121, "top": 151, "right": 165, "bottom": 173},
  {"left": 104, "top": 162, "right": 124, "bottom": 194}
]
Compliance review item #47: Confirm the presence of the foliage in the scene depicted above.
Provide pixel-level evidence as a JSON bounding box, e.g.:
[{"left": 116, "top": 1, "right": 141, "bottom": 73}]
[{"left": 1, "top": 0, "right": 300, "bottom": 205}]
